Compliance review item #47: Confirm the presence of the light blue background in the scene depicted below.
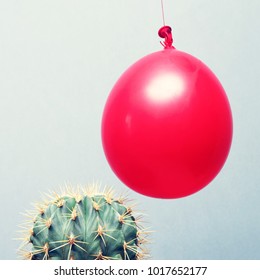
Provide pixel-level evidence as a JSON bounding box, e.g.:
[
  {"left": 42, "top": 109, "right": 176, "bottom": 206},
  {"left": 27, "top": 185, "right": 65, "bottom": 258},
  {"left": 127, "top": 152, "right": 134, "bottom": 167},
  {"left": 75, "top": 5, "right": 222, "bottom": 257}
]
[{"left": 0, "top": 0, "right": 259, "bottom": 259}]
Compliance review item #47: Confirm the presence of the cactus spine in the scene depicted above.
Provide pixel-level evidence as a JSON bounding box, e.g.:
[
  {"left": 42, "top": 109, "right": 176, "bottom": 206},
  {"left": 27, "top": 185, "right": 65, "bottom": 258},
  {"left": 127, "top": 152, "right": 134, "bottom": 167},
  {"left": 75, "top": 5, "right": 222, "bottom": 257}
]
[{"left": 18, "top": 186, "right": 149, "bottom": 260}]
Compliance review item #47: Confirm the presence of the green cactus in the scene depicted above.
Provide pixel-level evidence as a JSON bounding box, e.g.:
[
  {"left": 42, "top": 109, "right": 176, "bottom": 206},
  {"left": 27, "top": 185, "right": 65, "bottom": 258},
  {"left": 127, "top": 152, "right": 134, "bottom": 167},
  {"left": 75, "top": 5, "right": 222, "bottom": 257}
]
[{"left": 18, "top": 185, "right": 149, "bottom": 260}]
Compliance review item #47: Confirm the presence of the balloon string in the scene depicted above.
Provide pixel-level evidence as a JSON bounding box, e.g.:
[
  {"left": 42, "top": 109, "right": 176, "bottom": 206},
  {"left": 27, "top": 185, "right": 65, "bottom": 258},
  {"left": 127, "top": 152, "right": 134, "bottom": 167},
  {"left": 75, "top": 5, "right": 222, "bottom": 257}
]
[{"left": 161, "top": 0, "right": 166, "bottom": 26}]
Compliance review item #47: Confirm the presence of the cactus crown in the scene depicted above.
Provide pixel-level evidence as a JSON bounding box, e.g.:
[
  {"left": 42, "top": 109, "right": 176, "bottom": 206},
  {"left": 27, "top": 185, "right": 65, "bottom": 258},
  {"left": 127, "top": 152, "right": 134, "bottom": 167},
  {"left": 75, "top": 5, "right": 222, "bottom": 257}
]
[{"left": 18, "top": 185, "right": 149, "bottom": 260}]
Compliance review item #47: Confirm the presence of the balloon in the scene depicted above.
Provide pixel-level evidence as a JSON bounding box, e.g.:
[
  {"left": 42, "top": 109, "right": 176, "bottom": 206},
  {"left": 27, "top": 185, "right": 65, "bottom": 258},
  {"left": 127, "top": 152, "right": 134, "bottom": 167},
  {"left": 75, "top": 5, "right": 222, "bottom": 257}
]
[{"left": 101, "top": 26, "right": 233, "bottom": 199}]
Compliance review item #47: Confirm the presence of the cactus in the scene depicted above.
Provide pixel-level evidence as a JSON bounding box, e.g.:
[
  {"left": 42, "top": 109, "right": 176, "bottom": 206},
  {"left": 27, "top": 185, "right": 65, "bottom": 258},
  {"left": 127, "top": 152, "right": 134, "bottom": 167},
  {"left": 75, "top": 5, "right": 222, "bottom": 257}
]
[{"left": 18, "top": 185, "right": 149, "bottom": 260}]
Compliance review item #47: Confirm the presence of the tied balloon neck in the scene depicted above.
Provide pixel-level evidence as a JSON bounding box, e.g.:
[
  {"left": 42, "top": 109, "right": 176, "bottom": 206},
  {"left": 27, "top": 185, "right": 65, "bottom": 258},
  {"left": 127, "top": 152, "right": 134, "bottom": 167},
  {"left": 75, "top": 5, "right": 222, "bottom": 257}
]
[{"left": 158, "top": 26, "right": 175, "bottom": 49}]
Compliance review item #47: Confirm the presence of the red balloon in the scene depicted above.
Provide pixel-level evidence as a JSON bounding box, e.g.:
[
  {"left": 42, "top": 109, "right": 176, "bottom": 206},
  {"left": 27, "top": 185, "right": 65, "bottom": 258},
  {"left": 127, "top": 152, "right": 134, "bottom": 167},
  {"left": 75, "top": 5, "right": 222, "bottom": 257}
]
[{"left": 101, "top": 29, "right": 232, "bottom": 199}]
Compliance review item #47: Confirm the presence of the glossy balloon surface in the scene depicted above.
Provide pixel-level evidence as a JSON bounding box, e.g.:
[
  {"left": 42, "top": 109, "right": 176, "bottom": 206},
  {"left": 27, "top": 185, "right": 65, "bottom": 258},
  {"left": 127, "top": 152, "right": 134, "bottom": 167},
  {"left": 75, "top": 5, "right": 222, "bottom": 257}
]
[{"left": 101, "top": 48, "right": 233, "bottom": 198}]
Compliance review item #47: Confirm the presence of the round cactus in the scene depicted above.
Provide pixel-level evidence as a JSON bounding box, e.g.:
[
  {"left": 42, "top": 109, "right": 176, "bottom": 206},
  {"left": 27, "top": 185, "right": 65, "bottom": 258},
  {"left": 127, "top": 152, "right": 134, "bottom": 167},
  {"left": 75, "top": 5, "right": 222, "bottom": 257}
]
[{"left": 18, "top": 185, "right": 149, "bottom": 260}]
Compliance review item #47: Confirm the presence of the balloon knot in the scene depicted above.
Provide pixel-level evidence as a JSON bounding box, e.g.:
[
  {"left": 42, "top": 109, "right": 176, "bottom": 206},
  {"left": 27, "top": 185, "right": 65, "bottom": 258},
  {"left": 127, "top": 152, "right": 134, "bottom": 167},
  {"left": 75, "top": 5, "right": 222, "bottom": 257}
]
[{"left": 158, "top": 26, "right": 174, "bottom": 49}]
